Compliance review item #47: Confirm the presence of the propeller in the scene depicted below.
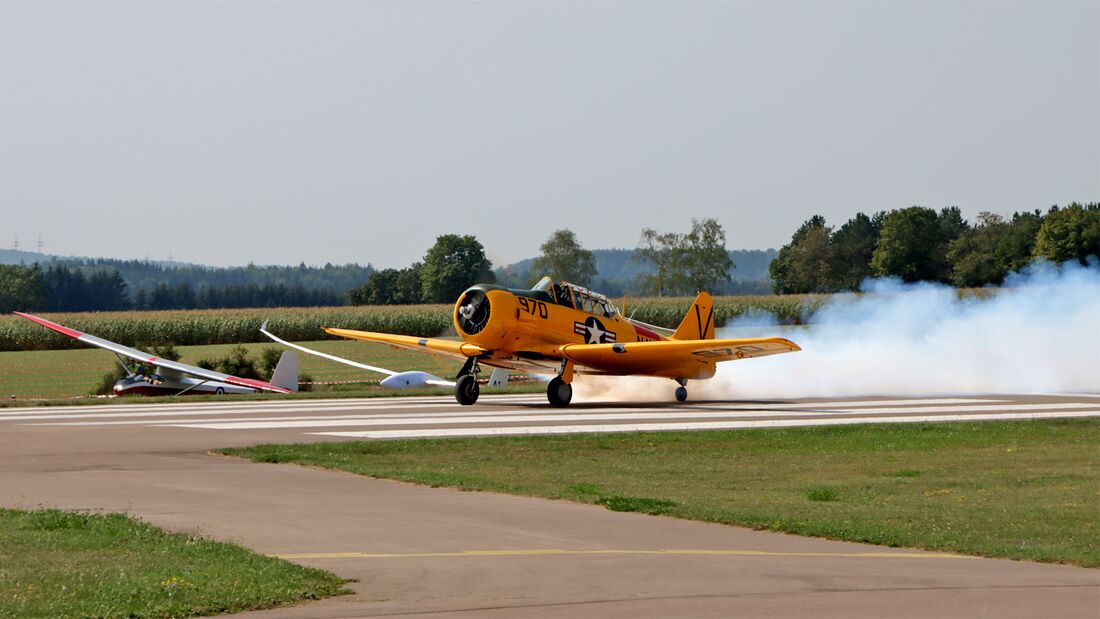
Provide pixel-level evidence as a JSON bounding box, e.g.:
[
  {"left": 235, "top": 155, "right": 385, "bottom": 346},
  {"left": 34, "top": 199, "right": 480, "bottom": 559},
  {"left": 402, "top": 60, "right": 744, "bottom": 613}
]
[{"left": 456, "top": 289, "right": 491, "bottom": 335}]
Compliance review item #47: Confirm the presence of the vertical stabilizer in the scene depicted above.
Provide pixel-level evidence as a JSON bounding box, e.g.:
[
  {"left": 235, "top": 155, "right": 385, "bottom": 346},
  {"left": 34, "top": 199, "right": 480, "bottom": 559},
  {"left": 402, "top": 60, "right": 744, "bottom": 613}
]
[
  {"left": 271, "top": 350, "right": 300, "bottom": 392},
  {"left": 488, "top": 367, "right": 509, "bottom": 387},
  {"left": 672, "top": 292, "right": 715, "bottom": 340}
]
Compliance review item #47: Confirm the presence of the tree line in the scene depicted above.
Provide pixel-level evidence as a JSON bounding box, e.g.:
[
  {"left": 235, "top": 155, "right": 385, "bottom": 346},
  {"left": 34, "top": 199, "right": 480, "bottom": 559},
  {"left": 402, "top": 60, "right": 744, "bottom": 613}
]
[
  {"left": 5, "top": 204, "right": 1094, "bottom": 314},
  {"left": 347, "top": 234, "right": 495, "bottom": 305},
  {"left": 770, "top": 202, "right": 1098, "bottom": 293},
  {"left": 0, "top": 263, "right": 346, "bottom": 313},
  {"left": 348, "top": 219, "right": 738, "bottom": 304}
]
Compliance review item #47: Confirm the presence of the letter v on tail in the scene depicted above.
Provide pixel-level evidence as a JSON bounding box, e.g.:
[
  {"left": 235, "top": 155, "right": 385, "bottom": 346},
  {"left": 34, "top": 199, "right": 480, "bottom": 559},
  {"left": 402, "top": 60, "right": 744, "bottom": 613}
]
[{"left": 672, "top": 292, "right": 715, "bottom": 341}]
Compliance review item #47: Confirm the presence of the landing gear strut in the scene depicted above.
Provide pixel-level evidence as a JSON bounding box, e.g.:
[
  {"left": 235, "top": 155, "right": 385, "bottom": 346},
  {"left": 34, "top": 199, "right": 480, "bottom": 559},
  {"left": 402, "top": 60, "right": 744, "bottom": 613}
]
[
  {"left": 674, "top": 378, "right": 688, "bottom": 403},
  {"left": 547, "top": 359, "right": 574, "bottom": 408},
  {"left": 455, "top": 357, "right": 481, "bottom": 405}
]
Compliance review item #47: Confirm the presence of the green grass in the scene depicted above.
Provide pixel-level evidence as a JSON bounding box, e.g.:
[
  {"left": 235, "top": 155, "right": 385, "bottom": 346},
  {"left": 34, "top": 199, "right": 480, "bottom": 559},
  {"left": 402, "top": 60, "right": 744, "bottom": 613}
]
[
  {"left": 0, "top": 508, "right": 349, "bottom": 618},
  {"left": 221, "top": 419, "right": 1100, "bottom": 567},
  {"left": 0, "top": 339, "right": 549, "bottom": 403}
]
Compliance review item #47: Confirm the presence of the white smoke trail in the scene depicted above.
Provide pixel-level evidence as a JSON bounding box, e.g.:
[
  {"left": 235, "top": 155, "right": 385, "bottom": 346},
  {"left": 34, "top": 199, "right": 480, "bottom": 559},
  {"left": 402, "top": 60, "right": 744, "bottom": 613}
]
[{"left": 575, "top": 261, "right": 1100, "bottom": 402}]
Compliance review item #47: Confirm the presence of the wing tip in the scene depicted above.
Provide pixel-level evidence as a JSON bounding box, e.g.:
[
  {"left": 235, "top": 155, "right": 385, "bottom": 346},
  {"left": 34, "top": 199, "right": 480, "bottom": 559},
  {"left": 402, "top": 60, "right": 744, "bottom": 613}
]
[{"left": 14, "top": 311, "right": 85, "bottom": 339}]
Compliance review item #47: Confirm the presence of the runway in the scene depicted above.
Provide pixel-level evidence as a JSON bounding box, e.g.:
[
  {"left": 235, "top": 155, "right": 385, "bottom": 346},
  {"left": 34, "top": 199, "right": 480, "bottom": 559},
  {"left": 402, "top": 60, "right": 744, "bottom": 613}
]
[
  {"left": 4, "top": 392, "right": 1100, "bottom": 441},
  {"left": 1, "top": 392, "right": 1098, "bottom": 617}
]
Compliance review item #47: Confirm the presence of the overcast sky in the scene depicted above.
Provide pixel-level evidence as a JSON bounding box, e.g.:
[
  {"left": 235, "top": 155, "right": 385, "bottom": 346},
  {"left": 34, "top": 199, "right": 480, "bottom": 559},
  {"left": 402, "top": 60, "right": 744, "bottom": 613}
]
[{"left": 1, "top": 0, "right": 1097, "bottom": 269}]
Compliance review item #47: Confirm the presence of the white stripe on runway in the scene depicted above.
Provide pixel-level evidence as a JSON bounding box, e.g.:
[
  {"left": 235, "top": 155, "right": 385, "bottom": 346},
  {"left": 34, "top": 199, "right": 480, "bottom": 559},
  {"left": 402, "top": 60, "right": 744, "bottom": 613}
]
[
  {"left": 7, "top": 398, "right": 1009, "bottom": 424},
  {"left": 0, "top": 394, "right": 542, "bottom": 416},
  {"left": 0, "top": 396, "right": 1010, "bottom": 417},
  {"left": 312, "top": 410, "right": 1100, "bottom": 439},
  {"left": 159, "top": 403, "right": 1100, "bottom": 430},
  {"left": 2, "top": 400, "right": 546, "bottom": 422}
]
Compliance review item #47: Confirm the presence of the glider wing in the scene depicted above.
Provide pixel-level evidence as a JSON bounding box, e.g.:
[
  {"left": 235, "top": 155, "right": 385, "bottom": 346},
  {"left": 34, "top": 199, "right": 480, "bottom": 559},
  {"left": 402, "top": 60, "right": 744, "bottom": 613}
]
[
  {"left": 14, "top": 312, "right": 294, "bottom": 394},
  {"left": 262, "top": 322, "right": 454, "bottom": 387}
]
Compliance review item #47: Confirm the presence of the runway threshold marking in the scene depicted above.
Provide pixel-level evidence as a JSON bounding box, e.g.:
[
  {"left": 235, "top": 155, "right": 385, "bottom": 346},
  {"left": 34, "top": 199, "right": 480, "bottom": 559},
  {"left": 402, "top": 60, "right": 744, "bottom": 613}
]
[{"left": 273, "top": 548, "right": 975, "bottom": 560}]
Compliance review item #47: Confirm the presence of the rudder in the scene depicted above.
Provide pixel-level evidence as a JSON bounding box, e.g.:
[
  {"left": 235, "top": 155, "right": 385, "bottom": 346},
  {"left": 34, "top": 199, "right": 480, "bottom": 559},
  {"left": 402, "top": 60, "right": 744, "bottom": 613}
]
[
  {"left": 672, "top": 292, "right": 715, "bottom": 340},
  {"left": 271, "top": 350, "right": 300, "bottom": 392}
]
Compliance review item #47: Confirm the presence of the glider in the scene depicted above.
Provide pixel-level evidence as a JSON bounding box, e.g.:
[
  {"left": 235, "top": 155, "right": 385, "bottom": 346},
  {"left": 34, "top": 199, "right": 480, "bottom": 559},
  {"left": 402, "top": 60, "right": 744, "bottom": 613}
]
[
  {"left": 14, "top": 312, "right": 298, "bottom": 396},
  {"left": 322, "top": 276, "right": 799, "bottom": 407},
  {"left": 259, "top": 321, "right": 509, "bottom": 388}
]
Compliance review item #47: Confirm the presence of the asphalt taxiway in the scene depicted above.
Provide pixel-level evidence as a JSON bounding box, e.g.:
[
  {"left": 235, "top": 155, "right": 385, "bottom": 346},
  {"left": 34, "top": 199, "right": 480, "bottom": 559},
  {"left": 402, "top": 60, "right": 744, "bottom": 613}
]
[{"left": 1, "top": 393, "right": 1097, "bottom": 617}]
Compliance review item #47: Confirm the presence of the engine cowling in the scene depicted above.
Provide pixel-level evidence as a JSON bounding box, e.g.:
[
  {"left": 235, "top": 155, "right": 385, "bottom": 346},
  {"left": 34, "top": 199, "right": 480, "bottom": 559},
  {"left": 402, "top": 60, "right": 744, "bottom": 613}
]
[
  {"left": 455, "top": 288, "right": 491, "bottom": 335},
  {"left": 453, "top": 286, "right": 516, "bottom": 348}
]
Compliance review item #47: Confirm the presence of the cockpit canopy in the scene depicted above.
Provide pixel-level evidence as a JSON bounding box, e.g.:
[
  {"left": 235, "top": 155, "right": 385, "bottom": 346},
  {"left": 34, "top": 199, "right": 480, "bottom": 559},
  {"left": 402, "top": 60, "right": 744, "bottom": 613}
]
[{"left": 531, "top": 276, "right": 619, "bottom": 318}]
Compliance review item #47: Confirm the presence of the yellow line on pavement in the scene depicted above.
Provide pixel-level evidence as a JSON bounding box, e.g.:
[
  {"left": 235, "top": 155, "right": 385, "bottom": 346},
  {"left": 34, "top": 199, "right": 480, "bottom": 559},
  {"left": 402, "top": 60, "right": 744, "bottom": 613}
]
[{"left": 273, "top": 548, "right": 974, "bottom": 560}]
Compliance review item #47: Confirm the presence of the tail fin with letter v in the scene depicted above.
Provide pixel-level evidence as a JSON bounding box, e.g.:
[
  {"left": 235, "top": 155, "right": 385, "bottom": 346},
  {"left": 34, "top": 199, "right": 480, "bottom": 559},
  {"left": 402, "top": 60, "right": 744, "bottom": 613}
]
[{"left": 672, "top": 292, "right": 715, "bottom": 341}]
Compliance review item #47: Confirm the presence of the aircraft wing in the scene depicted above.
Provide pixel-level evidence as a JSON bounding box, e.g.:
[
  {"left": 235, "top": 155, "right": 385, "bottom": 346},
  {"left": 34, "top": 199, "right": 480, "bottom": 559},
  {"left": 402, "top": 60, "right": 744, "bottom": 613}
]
[
  {"left": 560, "top": 336, "right": 801, "bottom": 378},
  {"left": 262, "top": 323, "right": 454, "bottom": 387},
  {"left": 323, "top": 328, "right": 486, "bottom": 361},
  {"left": 14, "top": 312, "right": 294, "bottom": 394}
]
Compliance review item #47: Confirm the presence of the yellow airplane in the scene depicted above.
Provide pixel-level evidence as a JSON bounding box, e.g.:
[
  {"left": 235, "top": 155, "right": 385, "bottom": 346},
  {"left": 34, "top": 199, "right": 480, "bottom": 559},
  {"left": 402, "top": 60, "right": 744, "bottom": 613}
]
[{"left": 326, "top": 276, "right": 800, "bottom": 407}]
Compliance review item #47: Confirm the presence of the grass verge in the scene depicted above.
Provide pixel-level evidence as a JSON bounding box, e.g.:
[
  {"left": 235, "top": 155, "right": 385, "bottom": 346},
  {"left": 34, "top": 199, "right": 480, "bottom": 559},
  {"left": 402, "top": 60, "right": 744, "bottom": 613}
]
[
  {"left": 0, "top": 339, "right": 548, "bottom": 403},
  {"left": 220, "top": 419, "right": 1100, "bottom": 567},
  {"left": 0, "top": 508, "right": 349, "bottom": 618}
]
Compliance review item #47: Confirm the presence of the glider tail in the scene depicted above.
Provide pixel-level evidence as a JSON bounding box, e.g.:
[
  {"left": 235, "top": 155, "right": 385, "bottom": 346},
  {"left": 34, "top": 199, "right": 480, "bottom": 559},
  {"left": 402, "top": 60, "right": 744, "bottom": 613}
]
[
  {"left": 672, "top": 291, "right": 715, "bottom": 341},
  {"left": 270, "top": 350, "right": 300, "bottom": 392}
]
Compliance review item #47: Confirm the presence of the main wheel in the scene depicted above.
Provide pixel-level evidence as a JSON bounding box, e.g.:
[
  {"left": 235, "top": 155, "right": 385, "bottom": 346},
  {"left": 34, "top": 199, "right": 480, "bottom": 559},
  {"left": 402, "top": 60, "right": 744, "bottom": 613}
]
[
  {"left": 455, "top": 374, "right": 480, "bottom": 405},
  {"left": 547, "top": 376, "right": 573, "bottom": 408},
  {"left": 675, "top": 386, "right": 688, "bottom": 402},
  {"left": 215, "top": 387, "right": 225, "bottom": 395}
]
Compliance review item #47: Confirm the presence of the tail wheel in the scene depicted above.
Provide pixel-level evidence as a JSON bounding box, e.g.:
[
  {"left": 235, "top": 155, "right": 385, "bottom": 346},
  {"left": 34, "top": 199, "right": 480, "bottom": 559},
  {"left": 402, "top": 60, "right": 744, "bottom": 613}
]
[
  {"left": 547, "top": 376, "right": 572, "bottom": 408},
  {"left": 455, "top": 374, "right": 480, "bottom": 405},
  {"left": 674, "top": 386, "right": 688, "bottom": 402}
]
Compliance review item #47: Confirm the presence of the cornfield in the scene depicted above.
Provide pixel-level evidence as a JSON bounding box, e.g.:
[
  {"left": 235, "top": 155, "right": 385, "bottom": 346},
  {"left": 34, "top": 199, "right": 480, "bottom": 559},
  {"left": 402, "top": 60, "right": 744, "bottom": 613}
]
[
  {"left": 3, "top": 290, "right": 991, "bottom": 352},
  {"left": 0, "top": 306, "right": 454, "bottom": 352}
]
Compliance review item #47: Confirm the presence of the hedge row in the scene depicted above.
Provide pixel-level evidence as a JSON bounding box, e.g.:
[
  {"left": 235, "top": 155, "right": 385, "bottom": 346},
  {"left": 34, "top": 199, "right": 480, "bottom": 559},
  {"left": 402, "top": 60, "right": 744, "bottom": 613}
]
[{"left": 0, "top": 295, "right": 829, "bottom": 352}]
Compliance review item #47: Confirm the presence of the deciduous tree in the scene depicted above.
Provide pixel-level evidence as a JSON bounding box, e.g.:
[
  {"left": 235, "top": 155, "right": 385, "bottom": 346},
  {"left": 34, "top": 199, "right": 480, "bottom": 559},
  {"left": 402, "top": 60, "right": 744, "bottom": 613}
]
[
  {"left": 0, "top": 265, "right": 47, "bottom": 313},
  {"left": 530, "top": 229, "right": 597, "bottom": 286},
  {"left": 634, "top": 228, "right": 684, "bottom": 296},
  {"left": 870, "top": 206, "right": 965, "bottom": 282},
  {"left": 828, "top": 212, "right": 882, "bottom": 291},
  {"left": 680, "top": 218, "right": 733, "bottom": 294},
  {"left": 770, "top": 215, "right": 832, "bottom": 293},
  {"left": 419, "top": 235, "right": 495, "bottom": 303},
  {"left": 947, "top": 212, "right": 1010, "bottom": 287},
  {"left": 1033, "top": 202, "right": 1100, "bottom": 265}
]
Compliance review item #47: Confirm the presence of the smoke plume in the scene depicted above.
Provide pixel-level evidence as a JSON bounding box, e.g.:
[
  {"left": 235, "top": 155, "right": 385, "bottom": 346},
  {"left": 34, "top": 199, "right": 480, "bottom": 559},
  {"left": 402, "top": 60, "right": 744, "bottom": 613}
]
[{"left": 575, "top": 261, "right": 1100, "bottom": 402}]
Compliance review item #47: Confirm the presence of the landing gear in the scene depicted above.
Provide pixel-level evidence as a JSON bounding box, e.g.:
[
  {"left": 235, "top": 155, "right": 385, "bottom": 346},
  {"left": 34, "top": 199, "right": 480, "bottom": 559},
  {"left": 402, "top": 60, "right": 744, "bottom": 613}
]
[
  {"left": 455, "top": 357, "right": 481, "bottom": 405},
  {"left": 547, "top": 358, "right": 575, "bottom": 408},
  {"left": 547, "top": 376, "right": 572, "bottom": 408},
  {"left": 455, "top": 374, "right": 480, "bottom": 405},
  {"left": 674, "top": 379, "right": 688, "bottom": 402}
]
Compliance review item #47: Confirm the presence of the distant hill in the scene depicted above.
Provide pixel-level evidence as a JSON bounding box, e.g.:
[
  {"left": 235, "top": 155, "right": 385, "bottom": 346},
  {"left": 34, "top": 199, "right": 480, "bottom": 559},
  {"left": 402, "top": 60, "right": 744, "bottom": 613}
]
[
  {"left": 496, "top": 248, "right": 777, "bottom": 295},
  {"left": 0, "top": 250, "right": 376, "bottom": 308},
  {"left": 0, "top": 249, "right": 188, "bottom": 270},
  {"left": 0, "top": 249, "right": 61, "bottom": 266}
]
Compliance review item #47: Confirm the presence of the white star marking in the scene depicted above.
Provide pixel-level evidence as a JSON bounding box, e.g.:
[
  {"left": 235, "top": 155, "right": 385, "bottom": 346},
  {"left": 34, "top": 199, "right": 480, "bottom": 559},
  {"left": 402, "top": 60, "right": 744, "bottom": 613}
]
[{"left": 586, "top": 321, "right": 605, "bottom": 344}]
